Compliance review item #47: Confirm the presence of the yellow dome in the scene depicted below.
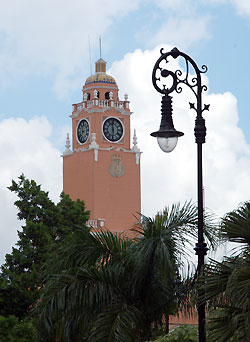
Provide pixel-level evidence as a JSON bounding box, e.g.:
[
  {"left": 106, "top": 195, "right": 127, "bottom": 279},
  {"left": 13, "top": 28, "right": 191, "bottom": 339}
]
[{"left": 85, "top": 73, "right": 116, "bottom": 85}]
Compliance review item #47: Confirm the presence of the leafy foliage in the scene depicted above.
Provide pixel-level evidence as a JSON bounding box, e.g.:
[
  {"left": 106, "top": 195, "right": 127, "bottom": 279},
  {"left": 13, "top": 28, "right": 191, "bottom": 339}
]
[
  {"left": 153, "top": 325, "right": 197, "bottom": 342},
  {"left": 0, "top": 175, "right": 217, "bottom": 342},
  {"left": 200, "top": 201, "right": 250, "bottom": 342},
  {"left": 36, "top": 201, "right": 215, "bottom": 342},
  {"left": 0, "top": 174, "right": 89, "bottom": 322},
  {"left": 0, "top": 315, "right": 37, "bottom": 342}
]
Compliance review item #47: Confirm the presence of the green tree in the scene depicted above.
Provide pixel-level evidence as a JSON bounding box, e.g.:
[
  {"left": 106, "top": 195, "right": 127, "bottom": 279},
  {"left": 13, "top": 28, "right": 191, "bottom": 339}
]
[
  {"left": 56, "top": 192, "right": 90, "bottom": 238},
  {"left": 0, "top": 174, "right": 90, "bottom": 322},
  {"left": 0, "top": 315, "right": 37, "bottom": 342},
  {"left": 200, "top": 201, "right": 250, "bottom": 342},
  {"left": 0, "top": 175, "right": 58, "bottom": 319},
  {"left": 37, "top": 202, "right": 215, "bottom": 342},
  {"left": 154, "top": 325, "right": 198, "bottom": 342}
]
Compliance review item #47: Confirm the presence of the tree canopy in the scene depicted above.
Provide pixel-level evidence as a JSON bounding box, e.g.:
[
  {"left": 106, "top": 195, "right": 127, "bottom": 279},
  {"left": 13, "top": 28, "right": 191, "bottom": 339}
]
[
  {"left": 0, "top": 175, "right": 219, "bottom": 342},
  {"left": 36, "top": 202, "right": 215, "bottom": 342},
  {"left": 200, "top": 201, "right": 250, "bottom": 342},
  {"left": 0, "top": 174, "right": 90, "bottom": 322}
]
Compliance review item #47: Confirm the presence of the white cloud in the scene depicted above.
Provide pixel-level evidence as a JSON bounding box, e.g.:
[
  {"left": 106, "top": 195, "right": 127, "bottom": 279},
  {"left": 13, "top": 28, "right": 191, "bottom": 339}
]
[
  {"left": 0, "top": 0, "right": 141, "bottom": 97},
  {"left": 156, "top": 0, "right": 196, "bottom": 13},
  {"left": 205, "top": 0, "right": 250, "bottom": 17},
  {"left": 2, "top": 44, "right": 250, "bottom": 265},
  {"left": 0, "top": 0, "right": 213, "bottom": 101},
  {"left": 203, "top": 0, "right": 227, "bottom": 3},
  {"left": 148, "top": 16, "right": 211, "bottom": 51},
  {"left": 135, "top": 1, "right": 211, "bottom": 51},
  {"left": 110, "top": 46, "right": 250, "bottom": 219},
  {"left": 0, "top": 116, "right": 62, "bottom": 264},
  {"left": 232, "top": 0, "right": 250, "bottom": 16}
]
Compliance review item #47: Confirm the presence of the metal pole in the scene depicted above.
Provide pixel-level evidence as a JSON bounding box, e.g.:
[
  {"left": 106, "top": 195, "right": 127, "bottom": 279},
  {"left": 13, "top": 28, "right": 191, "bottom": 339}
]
[
  {"left": 194, "top": 103, "right": 208, "bottom": 342},
  {"left": 197, "top": 142, "right": 206, "bottom": 342},
  {"left": 151, "top": 47, "right": 210, "bottom": 342}
]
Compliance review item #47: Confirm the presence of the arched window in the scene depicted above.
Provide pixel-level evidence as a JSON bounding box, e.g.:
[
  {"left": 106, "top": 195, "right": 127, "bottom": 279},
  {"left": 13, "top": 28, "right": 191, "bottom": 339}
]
[
  {"left": 105, "top": 92, "right": 110, "bottom": 99},
  {"left": 87, "top": 93, "right": 90, "bottom": 100}
]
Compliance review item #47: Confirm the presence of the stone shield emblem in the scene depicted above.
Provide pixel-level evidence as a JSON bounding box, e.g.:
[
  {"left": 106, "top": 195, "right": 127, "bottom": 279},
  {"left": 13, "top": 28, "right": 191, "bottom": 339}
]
[{"left": 109, "top": 154, "right": 124, "bottom": 178}]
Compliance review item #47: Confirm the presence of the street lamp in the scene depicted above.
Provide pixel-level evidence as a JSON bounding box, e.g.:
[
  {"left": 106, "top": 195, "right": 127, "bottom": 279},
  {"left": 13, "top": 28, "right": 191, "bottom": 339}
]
[{"left": 151, "top": 47, "right": 209, "bottom": 342}]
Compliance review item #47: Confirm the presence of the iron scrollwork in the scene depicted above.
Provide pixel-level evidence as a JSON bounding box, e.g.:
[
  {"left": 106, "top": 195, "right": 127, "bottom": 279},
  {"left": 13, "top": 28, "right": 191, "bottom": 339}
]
[{"left": 152, "top": 47, "right": 210, "bottom": 144}]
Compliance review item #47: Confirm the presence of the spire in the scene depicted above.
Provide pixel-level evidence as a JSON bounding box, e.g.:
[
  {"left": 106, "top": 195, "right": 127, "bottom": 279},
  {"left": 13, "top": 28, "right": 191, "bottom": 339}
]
[
  {"left": 99, "top": 36, "right": 102, "bottom": 58},
  {"left": 95, "top": 36, "right": 106, "bottom": 73},
  {"left": 132, "top": 129, "right": 141, "bottom": 165},
  {"left": 132, "top": 129, "right": 140, "bottom": 152},
  {"left": 63, "top": 133, "right": 72, "bottom": 156}
]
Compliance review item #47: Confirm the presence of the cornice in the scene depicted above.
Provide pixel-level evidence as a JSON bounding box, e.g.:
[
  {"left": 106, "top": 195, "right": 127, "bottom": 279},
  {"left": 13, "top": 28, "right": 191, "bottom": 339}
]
[
  {"left": 83, "top": 85, "right": 119, "bottom": 91},
  {"left": 70, "top": 108, "right": 132, "bottom": 118}
]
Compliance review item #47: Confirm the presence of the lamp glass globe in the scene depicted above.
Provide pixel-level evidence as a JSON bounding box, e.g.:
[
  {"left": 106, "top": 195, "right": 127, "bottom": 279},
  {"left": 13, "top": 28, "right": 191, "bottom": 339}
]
[{"left": 157, "top": 137, "right": 178, "bottom": 153}]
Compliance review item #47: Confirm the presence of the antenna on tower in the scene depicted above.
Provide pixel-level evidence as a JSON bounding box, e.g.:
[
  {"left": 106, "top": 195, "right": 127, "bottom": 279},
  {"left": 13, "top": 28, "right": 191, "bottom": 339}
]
[
  {"left": 88, "top": 35, "right": 93, "bottom": 75},
  {"left": 99, "top": 36, "right": 102, "bottom": 58}
]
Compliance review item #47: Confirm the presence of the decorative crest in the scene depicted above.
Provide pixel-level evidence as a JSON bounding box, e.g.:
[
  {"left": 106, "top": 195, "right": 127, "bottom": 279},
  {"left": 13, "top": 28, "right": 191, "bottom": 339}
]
[{"left": 109, "top": 154, "right": 124, "bottom": 178}]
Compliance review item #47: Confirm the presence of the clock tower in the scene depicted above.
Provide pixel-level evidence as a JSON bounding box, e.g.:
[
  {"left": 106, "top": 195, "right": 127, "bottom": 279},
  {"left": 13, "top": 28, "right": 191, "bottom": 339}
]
[{"left": 63, "top": 58, "right": 141, "bottom": 234}]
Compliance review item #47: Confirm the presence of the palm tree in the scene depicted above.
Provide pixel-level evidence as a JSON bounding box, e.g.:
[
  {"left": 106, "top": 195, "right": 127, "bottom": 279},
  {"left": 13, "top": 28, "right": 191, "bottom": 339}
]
[
  {"left": 36, "top": 201, "right": 215, "bottom": 342},
  {"left": 200, "top": 201, "right": 250, "bottom": 342}
]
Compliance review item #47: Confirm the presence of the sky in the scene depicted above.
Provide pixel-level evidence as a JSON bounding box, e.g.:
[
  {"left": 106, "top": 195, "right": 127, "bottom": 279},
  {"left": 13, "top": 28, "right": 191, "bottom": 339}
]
[{"left": 1, "top": 0, "right": 250, "bottom": 264}]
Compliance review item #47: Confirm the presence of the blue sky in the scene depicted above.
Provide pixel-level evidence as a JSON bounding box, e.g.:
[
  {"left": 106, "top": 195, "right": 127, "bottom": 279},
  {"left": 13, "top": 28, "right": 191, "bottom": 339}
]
[
  {"left": 1, "top": 0, "right": 250, "bottom": 141},
  {"left": 1, "top": 0, "right": 250, "bottom": 262}
]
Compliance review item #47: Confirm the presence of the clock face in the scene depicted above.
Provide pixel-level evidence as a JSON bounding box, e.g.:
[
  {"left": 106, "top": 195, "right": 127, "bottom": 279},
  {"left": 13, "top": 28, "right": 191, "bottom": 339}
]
[
  {"left": 77, "top": 119, "right": 90, "bottom": 144},
  {"left": 103, "top": 117, "right": 124, "bottom": 142}
]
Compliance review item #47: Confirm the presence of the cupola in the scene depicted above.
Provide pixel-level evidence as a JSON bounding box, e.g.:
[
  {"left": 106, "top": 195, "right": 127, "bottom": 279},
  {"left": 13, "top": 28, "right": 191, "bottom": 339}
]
[
  {"left": 95, "top": 58, "right": 106, "bottom": 73},
  {"left": 85, "top": 58, "right": 116, "bottom": 85}
]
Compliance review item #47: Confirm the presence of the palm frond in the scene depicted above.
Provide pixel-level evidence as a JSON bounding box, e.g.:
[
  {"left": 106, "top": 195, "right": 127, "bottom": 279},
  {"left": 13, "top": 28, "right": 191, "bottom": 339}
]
[
  {"left": 200, "top": 257, "right": 240, "bottom": 305},
  {"left": 36, "top": 201, "right": 218, "bottom": 341},
  {"left": 88, "top": 303, "right": 143, "bottom": 342},
  {"left": 220, "top": 201, "right": 250, "bottom": 254},
  {"left": 207, "top": 305, "right": 250, "bottom": 342},
  {"left": 47, "top": 228, "right": 132, "bottom": 272}
]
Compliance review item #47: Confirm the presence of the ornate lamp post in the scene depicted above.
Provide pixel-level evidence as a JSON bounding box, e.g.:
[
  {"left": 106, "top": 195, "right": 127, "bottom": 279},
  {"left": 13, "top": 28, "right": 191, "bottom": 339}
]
[{"left": 151, "top": 47, "right": 209, "bottom": 342}]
